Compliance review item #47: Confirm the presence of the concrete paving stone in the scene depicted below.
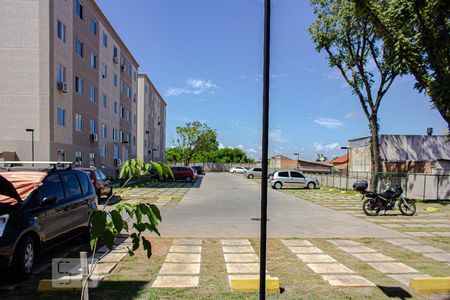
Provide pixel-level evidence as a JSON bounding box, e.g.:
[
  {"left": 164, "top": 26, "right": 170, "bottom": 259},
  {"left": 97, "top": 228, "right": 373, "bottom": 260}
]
[
  {"left": 288, "top": 247, "right": 324, "bottom": 254},
  {"left": 224, "top": 253, "right": 259, "bottom": 263},
  {"left": 321, "top": 275, "right": 375, "bottom": 287},
  {"left": 422, "top": 252, "right": 450, "bottom": 262},
  {"left": 402, "top": 244, "right": 444, "bottom": 253},
  {"left": 431, "top": 232, "right": 450, "bottom": 237},
  {"left": 383, "top": 224, "right": 404, "bottom": 228},
  {"left": 402, "top": 224, "right": 428, "bottom": 228},
  {"left": 165, "top": 253, "right": 201, "bottom": 263},
  {"left": 367, "top": 262, "right": 419, "bottom": 274},
  {"left": 428, "top": 224, "right": 450, "bottom": 228},
  {"left": 100, "top": 252, "right": 127, "bottom": 263},
  {"left": 405, "top": 231, "right": 437, "bottom": 237},
  {"left": 152, "top": 276, "right": 199, "bottom": 288},
  {"left": 297, "top": 254, "right": 337, "bottom": 263},
  {"left": 328, "top": 240, "right": 361, "bottom": 246},
  {"left": 93, "top": 262, "right": 118, "bottom": 275},
  {"left": 223, "top": 246, "right": 255, "bottom": 253},
  {"left": 384, "top": 239, "right": 422, "bottom": 246},
  {"left": 173, "top": 239, "right": 203, "bottom": 246},
  {"left": 337, "top": 246, "right": 377, "bottom": 253},
  {"left": 226, "top": 263, "right": 263, "bottom": 274},
  {"left": 351, "top": 253, "right": 395, "bottom": 262},
  {"left": 159, "top": 263, "right": 201, "bottom": 275},
  {"left": 221, "top": 239, "right": 251, "bottom": 246},
  {"left": 281, "top": 239, "right": 313, "bottom": 247},
  {"left": 387, "top": 274, "right": 431, "bottom": 286},
  {"left": 307, "top": 263, "right": 354, "bottom": 274},
  {"left": 169, "top": 245, "right": 202, "bottom": 253}
]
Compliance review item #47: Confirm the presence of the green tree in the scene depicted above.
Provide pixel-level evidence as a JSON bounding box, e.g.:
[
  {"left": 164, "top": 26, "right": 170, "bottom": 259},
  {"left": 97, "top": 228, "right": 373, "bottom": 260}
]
[
  {"left": 316, "top": 154, "right": 328, "bottom": 162},
  {"left": 354, "top": 0, "right": 450, "bottom": 128},
  {"left": 173, "top": 121, "right": 218, "bottom": 166},
  {"left": 309, "top": 0, "right": 398, "bottom": 187}
]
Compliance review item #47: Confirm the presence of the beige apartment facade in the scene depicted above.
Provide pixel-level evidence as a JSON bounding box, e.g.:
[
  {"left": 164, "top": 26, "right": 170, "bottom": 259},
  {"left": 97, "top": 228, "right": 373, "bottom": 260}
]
[
  {"left": 0, "top": 0, "right": 146, "bottom": 177},
  {"left": 137, "top": 75, "right": 167, "bottom": 163}
]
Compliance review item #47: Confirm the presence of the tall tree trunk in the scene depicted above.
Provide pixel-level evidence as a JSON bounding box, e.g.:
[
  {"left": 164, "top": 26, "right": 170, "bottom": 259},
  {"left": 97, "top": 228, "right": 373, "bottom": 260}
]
[{"left": 369, "top": 115, "right": 382, "bottom": 191}]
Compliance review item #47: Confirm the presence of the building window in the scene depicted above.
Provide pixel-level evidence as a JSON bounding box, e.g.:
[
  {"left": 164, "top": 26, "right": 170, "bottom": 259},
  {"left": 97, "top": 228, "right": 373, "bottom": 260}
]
[
  {"left": 89, "top": 119, "right": 96, "bottom": 134},
  {"left": 90, "top": 18, "right": 97, "bottom": 35},
  {"left": 120, "top": 56, "right": 125, "bottom": 66},
  {"left": 89, "top": 86, "right": 96, "bottom": 103},
  {"left": 75, "top": 151, "right": 82, "bottom": 165},
  {"left": 57, "top": 20, "right": 66, "bottom": 42},
  {"left": 102, "top": 64, "right": 107, "bottom": 78},
  {"left": 127, "top": 63, "right": 131, "bottom": 74},
  {"left": 133, "top": 70, "right": 137, "bottom": 82},
  {"left": 75, "top": 76, "right": 83, "bottom": 94},
  {"left": 126, "top": 86, "right": 131, "bottom": 99},
  {"left": 76, "top": 0, "right": 83, "bottom": 19},
  {"left": 113, "top": 101, "right": 118, "bottom": 114},
  {"left": 133, "top": 93, "right": 136, "bottom": 103},
  {"left": 90, "top": 51, "right": 96, "bottom": 69},
  {"left": 75, "top": 113, "right": 83, "bottom": 132},
  {"left": 120, "top": 81, "right": 124, "bottom": 93},
  {"left": 102, "top": 95, "right": 107, "bottom": 108},
  {"left": 127, "top": 133, "right": 130, "bottom": 144},
  {"left": 133, "top": 136, "right": 136, "bottom": 146},
  {"left": 57, "top": 149, "right": 66, "bottom": 161},
  {"left": 57, "top": 64, "right": 66, "bottom": 83},
  {"left": 126, "top": 110, "right": 130, "bottom": 122},
  {"left": 102, "top": 123, "right": 107, "bottom": 138},
  {"left": 113, "top": 46, "right": 118, "bottom": 61},
  {"left": 89, "top": 153, "right": 95, "bottom": 166},
  {"left": 119, "top": 131, "right": 124, "bottom": 143},
  {"left": 102, "top": 32, "right": 108, "bottom": 48},
  {"left": 112, "top": 74, "right": 118, "bottom": 87},
  {"left": 112, "top": 128, "right": 117, "bottom": 141},
  {"left": 133, "top": 114, "right": 136, "bottom": 125},
  {"left": 100, "top": 144, "right": 107, "bottom": 157},
  {"left": 75, "top": 38, "right": 83, "bottom": 57},
  {"left": 57, "top": 107, "right": 65, "bottom": 127},
  {"left": 144, "top": 84, "right": 148, "bottom": 93},
  {"left": 120, "top": 105, "right": 125, "bottom": 118}
]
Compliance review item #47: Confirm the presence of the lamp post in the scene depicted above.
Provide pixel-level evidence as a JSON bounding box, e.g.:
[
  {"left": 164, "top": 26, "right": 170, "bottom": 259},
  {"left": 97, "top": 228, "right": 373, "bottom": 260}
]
[
  {"left": 294, "top": 152, "right": 300, "bottom": 169},
  {"left": 259, "top": 0, "right": 271, "bottom": 298},
  {"left": 341, "top": 146, "right": 349, "bottom": 190},
  {"left": 26, "top": 129, "right": 35, "bottom": 166}
]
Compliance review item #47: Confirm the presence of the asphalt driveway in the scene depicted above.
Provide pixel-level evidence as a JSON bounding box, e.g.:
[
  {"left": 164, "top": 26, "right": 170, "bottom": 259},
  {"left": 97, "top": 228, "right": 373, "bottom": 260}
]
[{"left": 158, "top": 173, "right": 405, "bottom": 238}]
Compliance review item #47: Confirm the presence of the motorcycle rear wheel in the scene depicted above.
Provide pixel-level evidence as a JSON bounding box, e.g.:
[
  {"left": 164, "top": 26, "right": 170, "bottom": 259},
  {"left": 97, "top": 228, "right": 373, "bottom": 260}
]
[
  {"left": 399, "top": 199, "right": 416, "bottom": 216},
  {"left": 363, "top": 199, "right": 380, "bottom": 216}
]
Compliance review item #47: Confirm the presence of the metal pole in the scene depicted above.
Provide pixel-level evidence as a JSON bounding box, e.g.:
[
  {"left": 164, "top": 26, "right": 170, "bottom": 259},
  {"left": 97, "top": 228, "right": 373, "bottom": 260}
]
[
  {"left": 346, "top": 148, "right": 349, "bottom": 190},
  {"left": 259, "top": 0, "right": 271, "bottom": 298},
  {"left": 80, "top": 251, "right": 89, "bottom": 300},
  {"left": 31, "top": 130, "right": 35, "bottom": 163}
]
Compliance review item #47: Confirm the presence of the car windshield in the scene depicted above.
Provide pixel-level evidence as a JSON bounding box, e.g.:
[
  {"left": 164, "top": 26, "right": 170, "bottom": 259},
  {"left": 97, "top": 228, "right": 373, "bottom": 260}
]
[{"left": 0, "top": 172, "right": 47, "bottom": 205}]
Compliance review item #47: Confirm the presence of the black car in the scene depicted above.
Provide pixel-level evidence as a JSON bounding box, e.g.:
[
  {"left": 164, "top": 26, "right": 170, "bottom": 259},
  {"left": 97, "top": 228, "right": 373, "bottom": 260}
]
[
  {"left": 192, "top": 166, "right": 204, "bottom": 175},
  {"left": 0, "top": 165, "right": 97, "bottom": 280}
]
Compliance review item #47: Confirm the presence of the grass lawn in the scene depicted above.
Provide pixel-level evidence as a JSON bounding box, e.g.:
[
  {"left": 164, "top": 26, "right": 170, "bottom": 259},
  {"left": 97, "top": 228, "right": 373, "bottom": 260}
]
[{"left": 6, "top": 237, "right": 449, "bottom": 300}]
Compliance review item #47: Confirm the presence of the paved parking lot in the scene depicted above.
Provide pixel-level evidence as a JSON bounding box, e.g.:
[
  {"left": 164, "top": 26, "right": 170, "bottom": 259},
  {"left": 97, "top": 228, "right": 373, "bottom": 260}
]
[{"left": 158, "top": 173, "right": 404, "bottom": 238}]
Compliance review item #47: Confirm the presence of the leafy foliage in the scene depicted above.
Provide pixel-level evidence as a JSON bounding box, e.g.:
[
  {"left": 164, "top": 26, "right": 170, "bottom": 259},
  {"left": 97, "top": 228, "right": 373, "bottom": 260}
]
[
  {"left": 166, "top": 147, "right": 255, "bottom": 164},
  {"left": 172, "top": 121, "right": 219, "bottom": 166},
  {"left": 353, "top": 0, "right": 450, "bottom": 127},
  {"left": 309, "top": 0, "right": 398, "bottom": 184}
]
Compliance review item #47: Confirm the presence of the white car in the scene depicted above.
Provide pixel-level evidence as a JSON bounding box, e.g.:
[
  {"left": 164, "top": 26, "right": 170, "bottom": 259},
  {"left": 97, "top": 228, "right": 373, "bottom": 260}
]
[{"left": 229, "top": 166, "right": 247, "bottom": 173}]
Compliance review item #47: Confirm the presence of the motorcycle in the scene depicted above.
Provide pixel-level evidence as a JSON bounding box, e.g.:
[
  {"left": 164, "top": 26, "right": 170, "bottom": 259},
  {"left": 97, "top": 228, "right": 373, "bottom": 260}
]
[{"left": 353, "top": 180, "right": 416, "bottom": 216}]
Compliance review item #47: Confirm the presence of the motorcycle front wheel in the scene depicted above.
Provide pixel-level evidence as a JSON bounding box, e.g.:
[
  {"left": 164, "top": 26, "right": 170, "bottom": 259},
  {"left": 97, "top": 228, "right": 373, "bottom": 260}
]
[
  {"left": 399, "top": 199, "right": 416, "bottom": 216},
  {"left": 363, "top": 199, "right": 380, "bottom": 216}
]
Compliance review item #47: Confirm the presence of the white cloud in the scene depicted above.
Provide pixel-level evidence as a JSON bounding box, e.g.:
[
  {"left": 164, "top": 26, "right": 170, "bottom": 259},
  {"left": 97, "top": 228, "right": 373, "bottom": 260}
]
[
  {"left": 248, "top": 148, "right": 258, "bottom": 154},
  {"left": 166, "top": 78, "right": 219, "bottom": 96},
  {"left": 269, "top": 129, "right": 288, "bottom": 143},
  {"left": 314, "top": 142, "right": 340, "bottom": 152},
  {"left": 314, "top": 118, "right": 345, "bottom": 129},
  {"left": 345, "top": 111, "right": 361, "bottom": 120},
  {"left": 237, "top": 145, "right": 244, "bottom": 149}
]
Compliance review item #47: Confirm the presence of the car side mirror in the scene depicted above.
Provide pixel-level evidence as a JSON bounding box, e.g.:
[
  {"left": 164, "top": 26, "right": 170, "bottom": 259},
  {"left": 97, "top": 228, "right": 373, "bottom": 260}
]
[{"left": 42, "top": 196, "right": 58, "bottom": 205}]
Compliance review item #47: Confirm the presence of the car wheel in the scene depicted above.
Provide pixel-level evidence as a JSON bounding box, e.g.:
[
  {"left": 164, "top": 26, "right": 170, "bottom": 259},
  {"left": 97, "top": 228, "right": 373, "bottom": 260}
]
[
  {"left": 307, "top": 182, "right": 316, "bottom": 189},
  {"left": 274, "top": 182, "right": 282, "bottom": 190},
  {"left": 248, "top": 174, "right": 254, "bottom": 179},
  {"left": 11, "top": 236, "right": 35, "bottom": 281},
  {"left": 233, "top": 171, "right": 236, "bottom": 173},
  {"left": 185, "top": 176, "right": 192, "bottom": 182}
]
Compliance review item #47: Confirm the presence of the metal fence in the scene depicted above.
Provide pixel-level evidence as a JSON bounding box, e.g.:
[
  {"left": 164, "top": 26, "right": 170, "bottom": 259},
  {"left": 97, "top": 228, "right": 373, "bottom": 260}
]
[{"left": 302, "top": 170, "right": 450, "bottom": 201}]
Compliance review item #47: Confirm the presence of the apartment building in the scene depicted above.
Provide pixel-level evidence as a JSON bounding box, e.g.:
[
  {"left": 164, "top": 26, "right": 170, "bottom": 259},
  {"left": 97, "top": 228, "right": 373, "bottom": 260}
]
[
  {"left": 0, "top": 0, "right": 144, "bottom": 177},
  {"left": 137, "top": 74, "right": 167, "bottom": 163}
]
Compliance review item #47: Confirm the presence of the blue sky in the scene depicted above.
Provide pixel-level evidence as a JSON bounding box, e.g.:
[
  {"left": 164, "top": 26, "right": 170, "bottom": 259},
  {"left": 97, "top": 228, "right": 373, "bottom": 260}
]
[{"left": 97, "top": 0, "right": 447, "bottom": 161}]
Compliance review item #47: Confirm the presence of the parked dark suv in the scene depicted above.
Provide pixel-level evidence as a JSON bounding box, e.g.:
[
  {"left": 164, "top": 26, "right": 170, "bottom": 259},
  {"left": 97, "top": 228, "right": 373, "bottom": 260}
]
[{"left": 0, "top": 163, "right": 98, "bottom": 280}]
